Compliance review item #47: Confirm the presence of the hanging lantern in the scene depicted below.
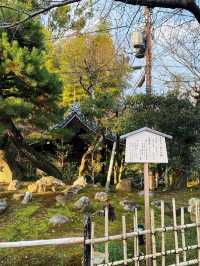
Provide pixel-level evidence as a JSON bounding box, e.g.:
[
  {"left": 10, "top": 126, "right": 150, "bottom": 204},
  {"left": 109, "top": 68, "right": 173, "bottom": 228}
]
[{"left": 132, "top": 31, "right": 146, "bottom": 58}]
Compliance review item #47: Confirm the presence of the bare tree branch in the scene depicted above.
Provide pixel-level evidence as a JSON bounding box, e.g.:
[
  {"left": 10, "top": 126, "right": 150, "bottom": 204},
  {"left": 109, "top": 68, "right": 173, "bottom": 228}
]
[
  {"left": 1, "top": 0, "right": 200, "bottom": 28},
  {"left": 0, "top": 0, "right": 81, "bottom": 28},
  {"left": 113, "top": 0, "right": 200, "bottom": 24}
]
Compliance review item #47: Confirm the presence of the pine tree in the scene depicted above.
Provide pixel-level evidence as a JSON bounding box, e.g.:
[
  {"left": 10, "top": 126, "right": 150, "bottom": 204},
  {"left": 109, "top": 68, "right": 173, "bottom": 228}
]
[{"left": 0, "top": 2, "right": 63, "bottom": 179}]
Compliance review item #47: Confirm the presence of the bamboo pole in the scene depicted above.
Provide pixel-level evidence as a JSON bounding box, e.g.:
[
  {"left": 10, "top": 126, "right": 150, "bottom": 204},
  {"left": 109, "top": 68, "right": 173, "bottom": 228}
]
[
  {"left": 84, "top": 215, "right": 91, "bottom": 266},
  {"left": 105, "top": 204, "right": 109, "bottom": 264},
  {"left": 106, "top": 141, "right": 117, "bottom": 191},
  {"left": 181, "top": 207, "right": 187, "bottom": 262},
  {"left": 91, "top": 222, "right": 95, "bottom": 266},
  {"left": 151, "top": 209, "right": 157, "bottom": 266},
  {"left": 133, "top": 209, "right": 139, "bottom": 266},
  {"left": 144, "top": 162, "right": 152, "bottom": 266},
  {"left": 172, "top": 198, "right": 180, "bottom": 265},
  {"left": 195, "top": 203, "right": 200, "bottom": 265},
  {"left": 161, "top": 201, "right": 165, "bottom": 266},
  {"left": 122, "top": 216, "right": 128, "bottom": 265}
]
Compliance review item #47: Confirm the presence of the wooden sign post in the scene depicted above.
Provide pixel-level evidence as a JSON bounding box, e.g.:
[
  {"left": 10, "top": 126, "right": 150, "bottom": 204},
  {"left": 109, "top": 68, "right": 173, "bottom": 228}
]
[{"left": 121, "top": 127, "right": 172, "bottom": 266}]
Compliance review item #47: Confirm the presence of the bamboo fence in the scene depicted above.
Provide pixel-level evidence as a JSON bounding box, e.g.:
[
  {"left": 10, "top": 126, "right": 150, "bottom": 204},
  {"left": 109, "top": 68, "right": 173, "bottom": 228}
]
[
  {"left": 0, "top": 198, "right": 200, "bottom": 266},
  {"left": 88, "top": 199, "right": 200, "bottom": 266}
]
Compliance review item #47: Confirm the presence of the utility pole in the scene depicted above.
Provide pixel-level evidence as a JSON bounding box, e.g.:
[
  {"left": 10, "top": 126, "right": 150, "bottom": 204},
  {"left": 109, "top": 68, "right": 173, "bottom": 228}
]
[
  {"left": 144, "top": 8, "right": 153, "bottom": 265},
  {"left": 144, "top": 6, "right": 152, "bottom": 95}
]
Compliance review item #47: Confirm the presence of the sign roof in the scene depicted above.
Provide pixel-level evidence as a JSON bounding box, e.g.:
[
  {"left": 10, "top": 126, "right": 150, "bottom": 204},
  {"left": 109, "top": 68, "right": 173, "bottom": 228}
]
[{"left": 120, "top": 127, "right": 172, "bottom": 140}]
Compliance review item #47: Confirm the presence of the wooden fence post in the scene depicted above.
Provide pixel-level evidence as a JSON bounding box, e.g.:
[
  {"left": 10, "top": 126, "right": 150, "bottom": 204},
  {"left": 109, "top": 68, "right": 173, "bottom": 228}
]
[{"left": 84, "top": 215, "right": 91, "bottom": 266}]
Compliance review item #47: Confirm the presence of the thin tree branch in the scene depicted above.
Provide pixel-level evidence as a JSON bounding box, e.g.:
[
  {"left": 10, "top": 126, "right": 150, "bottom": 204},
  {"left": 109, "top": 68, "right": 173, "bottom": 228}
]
[{"left": 0, "top": 0, "right": 81, "bottom": 28}]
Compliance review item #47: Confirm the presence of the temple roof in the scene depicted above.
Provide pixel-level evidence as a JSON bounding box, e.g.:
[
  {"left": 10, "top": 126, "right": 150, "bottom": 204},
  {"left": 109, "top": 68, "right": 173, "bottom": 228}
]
[
  {"left": 53, "top": 102, "right": 97, "bottom": 133},
  {"left": 53, "top": 103, "right": 115, "bottom": 141}
]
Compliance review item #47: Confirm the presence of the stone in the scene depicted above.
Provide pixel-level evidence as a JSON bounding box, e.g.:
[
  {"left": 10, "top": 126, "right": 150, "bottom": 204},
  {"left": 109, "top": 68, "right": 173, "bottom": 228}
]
[
  {"left": 21, "top": 192, "right": 32, "bottom": 204},
  {"left": 49, "top": 215, "right": 70, "bottom": 226},
  {"left": 28, "top": 176, "right": 66, "bottom": 193},
  {"left": 95, "top": 192, "right": 108, "bottom": 202},
  {"left": 151, "top": 200, "right": 161, "bottom": 208},
  {"left": 0, "top": 199, "right": 8, "bottom": 214},
  {"left": 93, "top": 182, "right": 101, "bottom": 188},
  {"left": 116, "top": 179, "right": 132, "bottom": 192},
  {"left": 63, "top": 185, "right": 82, "bottom": 200},
  {"left": 94, "top": 251, "right": 105, "bottom": 265},
  {"left": 13, "top": 193, "right": 24, "bottom": 201},
  {"left": 73, "top": 176, "right": 87, "bottom": 188},
  {"left": 63, "top": 185, "right": 83, "bottom": 200},
  {"left": 74, "top": 196, "right": 90, "bottom": 211},
  {"left": 7, "top": 180, "right": 21, "bottom": 191},
  {"left": 188, "top": 198, "right": 200, "bottom": 222},
  {"left": 0, "top": 150, "right": 12, "bottom": 184},
  {"left": 120, "top": 199, "right": 140, "bottom": 212},
  {"left": 56, "top": 195, "right": 67, "bottom": 206}
]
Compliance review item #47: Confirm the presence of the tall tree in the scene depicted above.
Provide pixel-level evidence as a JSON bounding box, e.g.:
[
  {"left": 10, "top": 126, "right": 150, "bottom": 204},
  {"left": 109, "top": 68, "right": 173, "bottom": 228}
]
[
  {"left": 119, "top": 93, "right": 200, "bottom": 188},
  {"left": 53, "top": 23, "right": 130, "bottom": 107}
]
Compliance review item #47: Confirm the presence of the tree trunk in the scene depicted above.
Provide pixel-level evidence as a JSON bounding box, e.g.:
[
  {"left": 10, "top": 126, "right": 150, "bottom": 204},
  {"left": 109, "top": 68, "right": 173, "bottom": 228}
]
[
  {"left": 0, "top": 116, "right": 62, "bottom": 179},
  {"left": 79, "top": 145, "right": 94, "bottom": 177},
  {"left": 4, "top": 142, "right": 24, "bottom": 180}
]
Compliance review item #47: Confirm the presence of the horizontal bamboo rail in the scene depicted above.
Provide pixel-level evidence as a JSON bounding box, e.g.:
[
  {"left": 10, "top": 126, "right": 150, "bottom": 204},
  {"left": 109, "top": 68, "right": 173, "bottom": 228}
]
[
  {"left": 98, "top": 245, "right": 198, "bottom": 266},
  {"left": 0, "top": 237, "right": 84, "bottom": 248},
  {"left": 0, "top": 223, "right": 198, "bottom": 248},
  {"left": 85, "top": 223, "right": 197, "bottom": 245},
  {"left": 169, "top": 259, "right": 199, "bottom": 266}
]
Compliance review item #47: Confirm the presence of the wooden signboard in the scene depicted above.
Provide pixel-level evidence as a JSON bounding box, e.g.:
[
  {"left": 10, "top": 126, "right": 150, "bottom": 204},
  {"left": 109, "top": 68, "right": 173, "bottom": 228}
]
[
  {"left": 121, "top": 127, "right": 172, "bottom": 266},
  {"left": 121, "top": 127, "right": 171, "bottom": 164}
]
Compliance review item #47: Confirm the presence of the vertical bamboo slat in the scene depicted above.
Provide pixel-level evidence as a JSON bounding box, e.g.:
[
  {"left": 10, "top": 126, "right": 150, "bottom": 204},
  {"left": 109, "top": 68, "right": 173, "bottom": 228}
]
[
  {"left": 181, "top": 207, "right": 187, "bottom": 262},
  {"left": 172, "top": 198, "right": 180, "bottom": 265},
  {"left": 90, "top": 222, "right": 95, "bottom": 266},
  {"left": 161, "top": 201, "right": 165, "bottom": 266},
  {"left": 134, "top": 209, "right": 140, "bottom": 266},
  {"left": 122, "top": 216, "right": 128, "bottom": 265},
  {"left": 105, "top": 205, "right": 109, "bottom": 264},
  {"left": 195, "top": 203, "right": 200, "bottom": 266},
  {"left": 151, "top": 209, "right": 157, "bottom": 266}
]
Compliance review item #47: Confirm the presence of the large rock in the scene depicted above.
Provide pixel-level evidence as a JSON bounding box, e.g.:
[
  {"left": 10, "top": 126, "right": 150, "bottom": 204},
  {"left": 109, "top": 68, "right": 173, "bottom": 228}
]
[
  {"left": 56, "top": 195, "right": 67, "bottom": 206},
  {"left": 28, "top": 176, "right": 66, "bottom": 193},
  {"left": 120, "top": 199, "right": 140, "bottom": 212},
  {"left": 0, "top": 150, "right": 12, "bottom": 184},
  {"left": 116, "top": 179, "right": 132, "bottom": 192},
  {"left": 188, "top": 198, "right": 200, "bottom": 222},
  {"left": 73, "top": 176, "right": 87, "bottom": 188},
  {"left": 49, "top": 215, "right": 70, "bottom": 226},
  {"left": 0, "top": 199, "right": 8, "bottom": 214},
  {"left": 63, "top": 185, "right": 82, "bottom": 200},
  {"left": 7, "top": 180, "right": 21, "bottom": 191},
  {"left": 74, "top": 196, "right": 90, "bottom": 211},
  {"left": 21, "top": 192, "right": 32, "bottom": 204},
  {"left": 95, "top": 192, "right": 108, "bottom": 202}
]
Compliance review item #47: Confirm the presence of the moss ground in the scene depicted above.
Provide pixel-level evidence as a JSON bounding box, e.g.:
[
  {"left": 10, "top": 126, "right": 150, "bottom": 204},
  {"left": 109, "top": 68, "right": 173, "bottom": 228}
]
[{"left": 0, "top": 186, "right": 199, "bottom": 265}]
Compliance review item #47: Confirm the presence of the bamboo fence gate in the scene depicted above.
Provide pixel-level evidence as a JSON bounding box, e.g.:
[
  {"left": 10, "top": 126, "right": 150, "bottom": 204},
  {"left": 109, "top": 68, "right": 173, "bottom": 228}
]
[{"left": 0, "top": 198, "right": 200, "bottom": 266}]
